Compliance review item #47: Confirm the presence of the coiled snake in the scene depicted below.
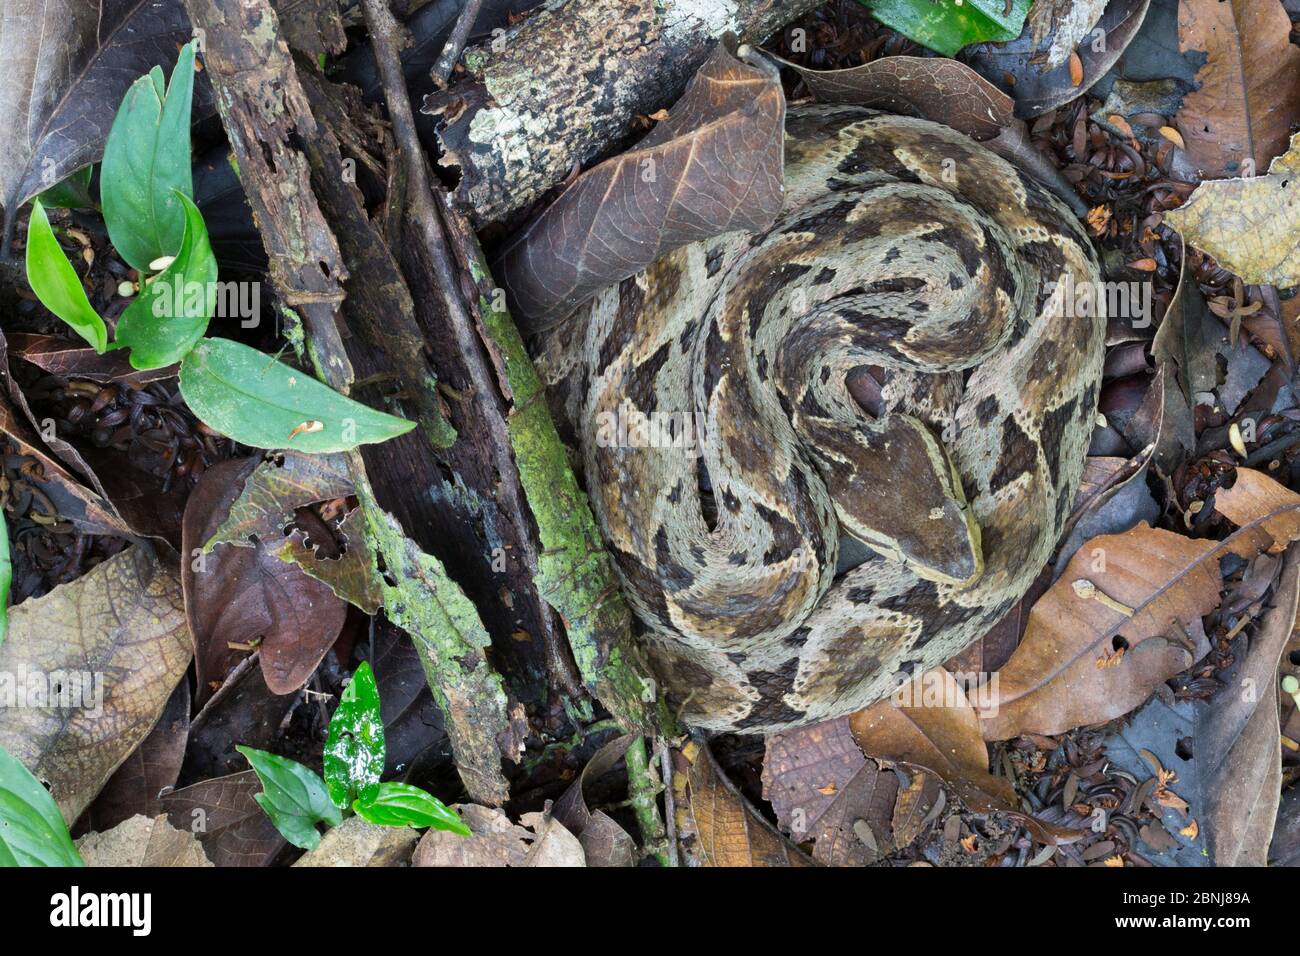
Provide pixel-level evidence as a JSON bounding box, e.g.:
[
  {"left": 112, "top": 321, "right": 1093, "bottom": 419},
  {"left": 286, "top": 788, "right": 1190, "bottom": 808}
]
[{"left": 539, "top": 104, "right": 1105, "bottom": 733}]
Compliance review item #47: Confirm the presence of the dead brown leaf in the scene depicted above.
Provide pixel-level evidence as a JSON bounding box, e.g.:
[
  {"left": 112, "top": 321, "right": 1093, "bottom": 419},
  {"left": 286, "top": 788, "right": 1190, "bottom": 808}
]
[
  {"left": 496, "top": 43, "right": 785, "bottom": 329},
  {"left": 766, "top": 52, "right": 1014, "bottom": 141},
  {"left": 1176, "top": 0, "right": 1300, "bottom": 178},
  {"left": 76, "top": 814, "right": 212, "bottom": 867},
  {"left": 686, "top": 742, "right": 813, "bottom": 867},
  {"left": 182, "top": 458, "right": 347, "bottom": 703},
  {"left": 0, "top": 546, "right": 191, "bottom": 822},
  {"left": 552, "top": 734, "right": 639, "bottom": 867}
]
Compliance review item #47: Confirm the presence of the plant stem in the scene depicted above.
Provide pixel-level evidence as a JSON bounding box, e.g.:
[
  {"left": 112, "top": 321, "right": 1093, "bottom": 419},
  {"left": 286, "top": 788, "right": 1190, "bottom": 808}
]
[{"left": 625, "top": 735, "right": 670, "bottom": 866}]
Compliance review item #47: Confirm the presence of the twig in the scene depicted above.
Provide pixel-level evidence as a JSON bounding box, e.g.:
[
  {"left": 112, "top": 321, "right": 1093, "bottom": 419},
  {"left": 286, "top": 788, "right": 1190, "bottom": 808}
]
[
  {"left": 357, "top": 0, "right": 586, "bottom": 698},
  {"left": 658, "top": 737, "right": 680, "bottom": 867},
  {"left": 431, "top": 0, "right": 485, "bottom": 86},
  {"left": 625, "top": 736, "right": 670, "bottom": 866}
]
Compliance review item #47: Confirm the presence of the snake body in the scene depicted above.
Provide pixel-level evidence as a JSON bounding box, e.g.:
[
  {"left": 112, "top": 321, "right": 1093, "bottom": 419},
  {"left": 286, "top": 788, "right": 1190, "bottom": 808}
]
[{"left": 540, "top": 105, "right": 1105, "bottom": 733}]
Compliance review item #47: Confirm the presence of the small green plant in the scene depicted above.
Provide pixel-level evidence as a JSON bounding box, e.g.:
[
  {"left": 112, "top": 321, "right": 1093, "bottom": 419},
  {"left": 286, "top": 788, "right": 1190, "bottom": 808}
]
[
  {"left": 239, "top": 662, "right": 469, "bottom": 850},
  {"left": 0, "top": 743, "right": 85, "bottom": 867},
  {"left": 24, "top": 42, "right": 414, "bottom": 454},
  {"left": 858, "top": 0, "right": 1031, "bottom": 57}
]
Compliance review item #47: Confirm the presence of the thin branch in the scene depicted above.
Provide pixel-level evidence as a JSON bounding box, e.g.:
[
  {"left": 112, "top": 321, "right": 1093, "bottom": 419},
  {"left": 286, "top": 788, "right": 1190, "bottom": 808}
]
[{"left": 431, "top": 0, "right": 485, "bottom": 87}]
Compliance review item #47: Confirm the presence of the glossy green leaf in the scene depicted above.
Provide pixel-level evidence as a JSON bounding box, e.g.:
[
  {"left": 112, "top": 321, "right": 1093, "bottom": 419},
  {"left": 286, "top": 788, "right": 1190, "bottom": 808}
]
[
  {"left": 37, "top": 167, "right": 94, "bottom": 210},
  {"left": 236, "top": 745, "right": 342, "bottom": 851},
  {"left": 862, "top": 0, "right": 1031, "bottom": 57},
  {"left": 24, "top": 201, "right": 107, "bottom": 353},
  {"left": 0, "top": 744, "right": 84, "bottom": 867},
  {"left": 114, "top": 193, "right": 218, "bottom": 369},
  {"left": 353, "top": 782, "right": 471, "bottom": 834},
  {"left": 179, "top": 338, "right": 416, "bottom": 453},
  {"left": 101, "top": 41, "right": 196, "bottom": 272},
  {"left": 323, "top": 662, "right": 385, "bottom": 810}
]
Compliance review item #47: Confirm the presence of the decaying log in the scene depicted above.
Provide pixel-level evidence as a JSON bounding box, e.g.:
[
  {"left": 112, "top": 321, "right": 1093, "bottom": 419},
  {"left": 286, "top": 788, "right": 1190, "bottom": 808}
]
[
  {"left": 422, "top": 0, "right": 824, "bottom": 227},
  {"left": 181, "top": 0, "right": 517, "bottom": 805}
]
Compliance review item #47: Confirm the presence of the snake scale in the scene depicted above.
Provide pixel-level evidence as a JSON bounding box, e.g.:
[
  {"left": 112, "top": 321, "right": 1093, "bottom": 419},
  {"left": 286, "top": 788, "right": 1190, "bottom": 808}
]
[{"left": 538, "top": 104, "right": 1106, "bottom": 733}]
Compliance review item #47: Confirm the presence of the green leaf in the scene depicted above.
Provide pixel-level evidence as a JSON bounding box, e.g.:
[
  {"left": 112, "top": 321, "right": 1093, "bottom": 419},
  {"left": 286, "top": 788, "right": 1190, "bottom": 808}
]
[
  {"left": 179, "top": 338, "right": 416, "bottom": 453},
  {"left": 862, "top": 0, "right": 1031, "bottom": 57},
  {"left": 101, "top": 42, "right": 196, "bottom": 272},
  {"left": 353, "top": 782, "right": 471, "bottom": 834},
  {"left": 0, "top": 745, "right": 84, "bottom": 867},
  {"left": 114, "top": 193, "right": 218, "bottom": 369},
  {"left": 236, "top": 745, "right": 343, "bottom": 851},
  {"left": 37, "top": 167, "right": 94, "bottom": 210},
  {"left": 323, "top": 661, "right": 385, "bottom": 809},
  {"left": 0, "top": 507, "right": 9, "bottom": 647},
  {"left": 24, "top": 201, "right": 107, "bottom": 353}
]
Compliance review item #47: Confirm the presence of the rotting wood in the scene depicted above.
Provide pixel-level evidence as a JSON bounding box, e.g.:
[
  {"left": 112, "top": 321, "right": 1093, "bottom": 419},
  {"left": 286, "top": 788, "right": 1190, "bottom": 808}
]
[
  {"left": 181, "top": 0, "right": 514, "bottom": 805},
  {"left": 422, "top": 0, "right": 826, "bottom": 227}
]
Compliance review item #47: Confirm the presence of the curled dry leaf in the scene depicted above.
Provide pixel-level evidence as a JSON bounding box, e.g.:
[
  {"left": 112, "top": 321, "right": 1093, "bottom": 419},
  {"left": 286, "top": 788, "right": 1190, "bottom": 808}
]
[
  {"left": 7, "top": 333, "right": 177, "bottom": 386},
  {"left": 76, "top": 813, "right": 212, "bottom": 867},
  {"left": 0, "top": 546, "right": 191, "bottom": 822},
  {"left": 413, "top": 804, "right": 534, "bottom": 867},
  {"left": 182, "top": 458, "right": 347, "bottom": 704},
  {"left": 1175, "top": 0, "right": 1300, "bottom": 179},
  {"left": 685, "top": 741, "right": 813, "bottom": 867},
  {"left": 1165, "top": 133, "right": 1300, "bottom": 288},
  {"left": 206, "top": 451, "right": 354, "bottom": 550},
  {"left": 279, "top": 506, "right": 383, "bottom": 615},
  {"left": 764, "top": 52, "right": 1014, "bottom": 141},
  {"left": 496, "top": 43, "right": 785, "bottom": 330},
  {"left": 552, "top": 734, "right": 638, "bottom": 867}
]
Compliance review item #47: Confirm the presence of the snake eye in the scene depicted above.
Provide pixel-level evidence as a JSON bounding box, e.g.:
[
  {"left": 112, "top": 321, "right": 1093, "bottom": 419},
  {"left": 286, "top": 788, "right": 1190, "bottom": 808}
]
[{"left": 846, "top": 365, "right": 887, "bottom": 418}]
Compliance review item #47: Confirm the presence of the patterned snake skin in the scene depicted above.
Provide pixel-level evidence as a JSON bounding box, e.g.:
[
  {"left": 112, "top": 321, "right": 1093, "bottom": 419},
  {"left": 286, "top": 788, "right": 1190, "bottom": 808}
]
[{"left": 539, "top": 104, "right": 1106, "bottom": 733}]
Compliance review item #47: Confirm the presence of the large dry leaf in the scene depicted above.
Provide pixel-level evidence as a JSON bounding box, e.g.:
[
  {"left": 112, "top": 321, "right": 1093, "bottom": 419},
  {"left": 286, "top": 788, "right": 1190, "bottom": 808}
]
[
  {"left": 979, "top": 524, "right": 1217, "bottom": 739},
  {"left": 767, "top": 53, "right": 1014, "bottom": 141},
  {"left": 1175, "top": 0, "right": 1300, "bottom": 179},
  {"left": 850, "top": 670, "right": 1079, "bottom": 845},
  {"left": 1165, "top": 133, "right": 1300, "bottom": 288},
  {"left": 76, "top": 814, "right": 212, "bottom": 867},
  {"left": 0, "top": 546, "right": 191, "bottom": 822},
  {"left": 496, "top": 43, "right": 785, "bottom": 329},
  {"left": 1194, "top": 547, "right": 1298, "bottom": 865},
  {"left": 685, "top": 742, "right": 813, "bottom": 867},
  {"left": 0, "top": 0, "right": 196, "bottom": 242},
  {"left": 79, "top": 677, "right": 190, "bottom": 834},
  {"left": 182, "top": 458, "right": 346, "bottom": 703},
  {"left": 160, "top": 770, "right": 287, "bottom": 867},
  {"left": 981, "top": 472, "right": 1300, "bottom": 740},
  {"left": 1215, "top": 466, "right": 1300, "bottom": 552}
]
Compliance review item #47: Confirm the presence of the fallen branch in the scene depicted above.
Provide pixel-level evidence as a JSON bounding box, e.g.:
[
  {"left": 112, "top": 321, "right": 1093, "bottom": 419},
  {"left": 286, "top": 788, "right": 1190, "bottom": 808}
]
[{"left": 422, "top": 0, "right": 825, "bottom": 226}]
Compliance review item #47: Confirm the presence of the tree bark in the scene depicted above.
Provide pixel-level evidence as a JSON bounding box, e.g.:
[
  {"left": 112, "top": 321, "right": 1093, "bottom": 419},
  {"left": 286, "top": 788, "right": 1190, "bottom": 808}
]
[{"left": 422, "top": 0, "right": 823, "bottom": 227}]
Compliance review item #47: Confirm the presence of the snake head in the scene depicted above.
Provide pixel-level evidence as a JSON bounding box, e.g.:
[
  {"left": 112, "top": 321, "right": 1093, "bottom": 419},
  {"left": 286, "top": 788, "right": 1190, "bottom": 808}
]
[{"left": 825, "top": 414, "right": 984, "bottom": 588}]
